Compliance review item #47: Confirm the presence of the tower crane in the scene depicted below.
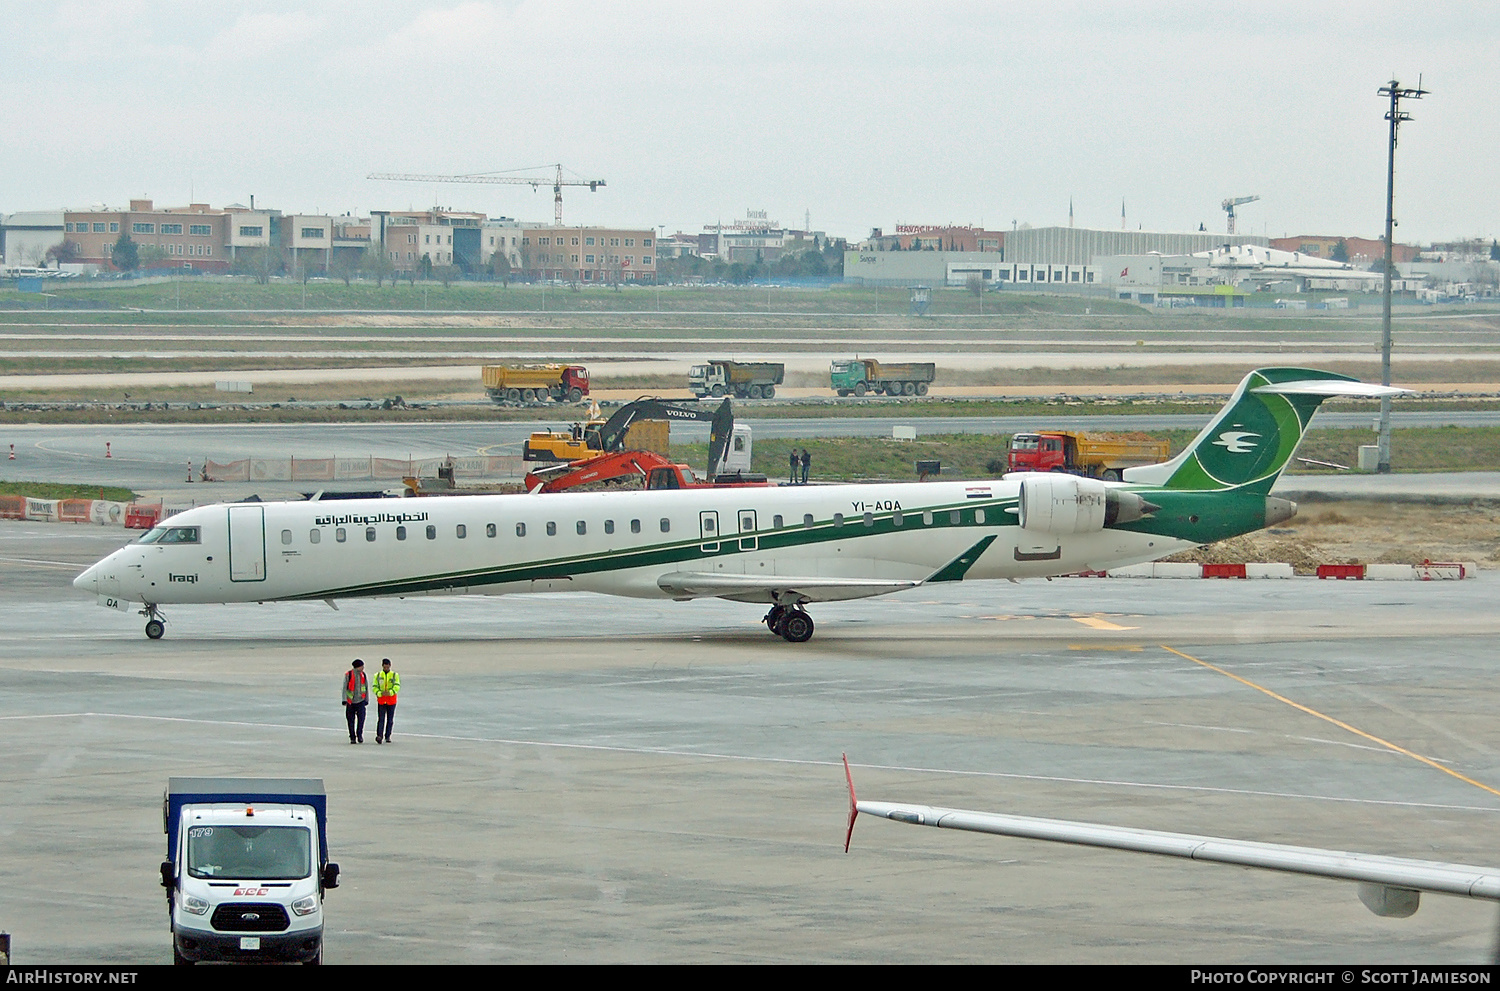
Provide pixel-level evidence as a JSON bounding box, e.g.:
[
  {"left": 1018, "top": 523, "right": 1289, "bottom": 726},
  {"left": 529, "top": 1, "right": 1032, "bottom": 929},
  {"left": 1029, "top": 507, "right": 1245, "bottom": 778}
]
[
  {"left": 1221, "top": 195, "right": 1260, "bottom": 235},
  {"left": 367, "top": 164, "right": 605, "bottom": 226}
]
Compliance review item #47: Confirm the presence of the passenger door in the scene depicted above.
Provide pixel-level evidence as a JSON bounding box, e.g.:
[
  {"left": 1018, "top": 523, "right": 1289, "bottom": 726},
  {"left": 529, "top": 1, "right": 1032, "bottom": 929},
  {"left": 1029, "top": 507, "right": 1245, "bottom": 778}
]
[
  {"left": 698, "top": 510, "right": 720, "bottom": 553},
  {"left": 227, "top": 505, "right": 267, "bottom": 582}
]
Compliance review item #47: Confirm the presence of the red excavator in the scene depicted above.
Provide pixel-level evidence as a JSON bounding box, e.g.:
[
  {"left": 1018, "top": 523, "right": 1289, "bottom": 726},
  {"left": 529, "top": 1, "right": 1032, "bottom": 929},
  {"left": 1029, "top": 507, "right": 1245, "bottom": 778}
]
[{"left": 522, "top": 397, "right": 767, "bottom": 493}]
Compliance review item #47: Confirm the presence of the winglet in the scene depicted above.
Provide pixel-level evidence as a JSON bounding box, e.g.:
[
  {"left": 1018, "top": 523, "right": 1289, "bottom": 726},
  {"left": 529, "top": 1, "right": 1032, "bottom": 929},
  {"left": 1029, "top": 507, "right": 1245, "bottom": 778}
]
[
  {"left": 843, "top": 753, "right": 859, "bottom": 853},
  {"left": 924, "top": 535, "right": 998, "bottom": 584}
]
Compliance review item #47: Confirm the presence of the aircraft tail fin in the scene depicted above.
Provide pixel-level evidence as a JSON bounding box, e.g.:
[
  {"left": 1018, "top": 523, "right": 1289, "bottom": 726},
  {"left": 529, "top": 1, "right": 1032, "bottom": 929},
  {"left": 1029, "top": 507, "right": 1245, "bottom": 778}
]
[{"left": 1122, "top": 368, "right": 1405, "bottom": 493}]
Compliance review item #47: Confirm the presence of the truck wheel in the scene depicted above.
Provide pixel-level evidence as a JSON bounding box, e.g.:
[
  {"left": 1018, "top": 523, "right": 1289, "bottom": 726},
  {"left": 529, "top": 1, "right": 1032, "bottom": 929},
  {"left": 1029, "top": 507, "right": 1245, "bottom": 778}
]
[
  {"left": 903, "top": 381, "right": 917, "bottom": 396},
  {"left": 916, "top": 382, "right": 929, "bottom": 395},
  {"left": 173, "top": 942, "right": 192, "bottom": 966},
  {"left": 303, "top": 944, "right": 323, "bottom": 966},
  {"left": 854, "top": 382, "right": 867, "bottom": 397},
  {"left": 761, "top": 385, "right": 774, "bottom": 399},
  {"left": 711, "top": 385, "right": 726, "bottom": 398},
  {"left": 748, "top": 385, "right": 763, "bottom": 399},
  {"left": 506, "top": 388, "right": 521, "bottom": 403},
  {"left": 569, "top": 387, "right": 583, "bottom": 403},
  {"left": 1102, "top": 469, "right": 1122, "bottom": 482},
  {"left": 837, "top": 389, "right": 850, "bottom": 397},
  {"left": 521, "top": 389, "right": 536, "bottom": 403}
]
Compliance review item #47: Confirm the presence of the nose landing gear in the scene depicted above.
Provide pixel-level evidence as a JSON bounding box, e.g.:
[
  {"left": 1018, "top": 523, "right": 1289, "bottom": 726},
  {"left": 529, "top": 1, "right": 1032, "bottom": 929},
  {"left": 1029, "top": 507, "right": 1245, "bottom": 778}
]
[
  {"left": 140, "top": 604, "right": 166, "bottom": 640},
  {"left": 763, "top": 604, "right": 815, "bottom": 643}
]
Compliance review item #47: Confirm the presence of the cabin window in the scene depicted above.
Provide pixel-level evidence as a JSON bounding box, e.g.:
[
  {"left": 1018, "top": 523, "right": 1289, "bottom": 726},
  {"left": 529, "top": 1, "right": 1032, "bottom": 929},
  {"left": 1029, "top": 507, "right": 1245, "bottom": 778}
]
[
  {"left": 604, "top": 520, "right": 614, "bottom": 535},
  {"left": 396, "top": 526, "right": 407, "bottom": 540},
  {"left": 659, "top": 518, "right": 670, "bottom": 533},
  {"left": 336, "top": 528, "right": 347, "bottom": 542},
  {"left": 893, "top": 511, "right": 903, "bottom": 527},
  {"left": 773, "top": 514, "right": 783, "bottom": 529},
  {"left": 309, "top": 529, "right": 321, "bottom": 544},
  {"left": 576, "top": 521, "right": 586, "bottom": 535},
  {"left": 803, "top": 514, "right": 814, "bottom": 527},
  {"left": 703, "top": 517, "right": 715, "bottom": 533},
  {"left": 365, "top": 527, "right": 376, "bottom": 542},
  {"left": 950, "top": 510, "right": 961, "bottom": 525},
  {"left": 863, "top": 512, "right": 874, "bottom": 527},
  {"left": 456, "top": 524, "right": 467, "bottom": 539},
  {"left": 630, "top": 519, "right": 641, "bottom": 534},
  {"left": 486, "top": 523, "right": 496, "bottom": 538},
  {"left": 975, "top": 509, "right": 985, "bottom": 524},
  {"left": 516, "top": 523, "right": 527, "bottom": 537},
  {"left": 426, "top": 525, "right": 436, "bottom": 540},
  {"left": 546, "top": 522, "right": 557, "bottom": 536},
  {"left": 922, "top": 511, "right": 933, "bottom": 526},
  {"left": 832, "top": 513, "right": 844, "bottom": 527},
  {"left": 281, "top": 529, "right": 293, "bottom": 545}
]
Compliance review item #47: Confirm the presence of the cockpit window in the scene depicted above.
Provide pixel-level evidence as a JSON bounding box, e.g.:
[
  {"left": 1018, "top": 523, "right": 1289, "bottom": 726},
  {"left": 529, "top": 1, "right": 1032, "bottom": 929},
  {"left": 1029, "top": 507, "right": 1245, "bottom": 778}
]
[{"left": 140, "top": 526, "right": 199, "bottom": 545}]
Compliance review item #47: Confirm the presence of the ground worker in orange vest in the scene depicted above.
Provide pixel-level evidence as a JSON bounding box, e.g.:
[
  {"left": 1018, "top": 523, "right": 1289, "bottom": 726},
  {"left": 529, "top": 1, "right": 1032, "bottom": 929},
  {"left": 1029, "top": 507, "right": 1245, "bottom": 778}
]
[
  {"left": 342, "top": 659, "right": 368, "bottom": 744},
  {"left": 374, "top": 657, "right": 400, "bottom": 744}
]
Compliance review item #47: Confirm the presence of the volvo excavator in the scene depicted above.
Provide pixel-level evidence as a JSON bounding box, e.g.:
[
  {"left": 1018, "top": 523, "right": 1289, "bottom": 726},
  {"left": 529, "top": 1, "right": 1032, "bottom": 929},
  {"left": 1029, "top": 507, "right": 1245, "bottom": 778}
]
[{"left": 522, "top": 397, "right": 768, "bottom": 494}]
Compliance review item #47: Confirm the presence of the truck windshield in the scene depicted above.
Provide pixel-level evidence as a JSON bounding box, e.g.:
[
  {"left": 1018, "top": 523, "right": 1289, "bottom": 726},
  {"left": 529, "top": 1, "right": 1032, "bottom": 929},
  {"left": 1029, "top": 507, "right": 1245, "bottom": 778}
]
[
  {"left": 1011, "top": 435, "right": 1039, "bottom": 451},
  {"left": 186, "top": 825, "right": 312, "bottom": 880}
]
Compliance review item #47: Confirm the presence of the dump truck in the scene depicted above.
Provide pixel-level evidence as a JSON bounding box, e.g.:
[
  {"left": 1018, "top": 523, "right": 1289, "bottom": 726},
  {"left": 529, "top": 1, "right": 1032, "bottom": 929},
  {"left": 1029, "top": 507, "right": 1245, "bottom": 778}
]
[
  {"left": 830, "top": 359, "right": 936, "bottom": 397},
  {"left": 482, "top": 363, "right": 589, "bottom": 404},
  {"left": 689, "top": 360, "right": 784, "bottom": 399},
  {"left": 161, "top": 777, "right": 339, "bottom": 966},
  {"left": 1006, "top": 430, "right": 1170, "bottom": 481}
]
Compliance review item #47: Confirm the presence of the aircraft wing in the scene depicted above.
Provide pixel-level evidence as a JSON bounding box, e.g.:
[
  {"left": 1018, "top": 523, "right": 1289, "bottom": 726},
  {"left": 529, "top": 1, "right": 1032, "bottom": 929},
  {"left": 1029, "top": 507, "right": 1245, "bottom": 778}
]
[
  {"left": 656, "top": 572, "right": 919, "bottom": 604},
  {"left": 842, "top": 759, "right": 1500, "bottom": 919},
  {"left": 657, "top": 536, "right": 997, "bottom": 604}
]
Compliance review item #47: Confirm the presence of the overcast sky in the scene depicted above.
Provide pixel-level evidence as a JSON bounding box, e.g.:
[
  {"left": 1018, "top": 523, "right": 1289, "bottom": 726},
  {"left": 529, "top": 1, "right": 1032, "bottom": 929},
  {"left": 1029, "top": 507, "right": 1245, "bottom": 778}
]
[{"left": 3, "top": 1, "right": 1495, "bottom": 243}]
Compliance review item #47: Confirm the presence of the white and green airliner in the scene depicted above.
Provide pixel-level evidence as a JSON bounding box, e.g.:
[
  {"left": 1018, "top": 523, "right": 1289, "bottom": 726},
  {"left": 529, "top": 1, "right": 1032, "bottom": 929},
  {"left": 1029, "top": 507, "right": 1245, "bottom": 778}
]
[{"left": 74, "top": 368, "right": 1400, "bottom": 642}]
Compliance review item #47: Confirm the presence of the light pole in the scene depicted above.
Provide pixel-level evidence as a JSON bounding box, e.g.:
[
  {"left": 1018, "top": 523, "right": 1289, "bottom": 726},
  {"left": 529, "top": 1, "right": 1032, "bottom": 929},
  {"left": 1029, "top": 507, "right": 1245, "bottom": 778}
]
[{"left": 1376, "top": 76, "right": 1427, "bottom": 473}]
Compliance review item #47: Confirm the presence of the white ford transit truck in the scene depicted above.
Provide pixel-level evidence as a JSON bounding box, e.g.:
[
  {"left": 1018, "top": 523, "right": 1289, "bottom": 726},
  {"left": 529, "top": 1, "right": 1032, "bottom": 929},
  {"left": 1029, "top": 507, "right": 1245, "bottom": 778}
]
[{"left": 161, "top": 777, "right": 339, "bottom": 965}]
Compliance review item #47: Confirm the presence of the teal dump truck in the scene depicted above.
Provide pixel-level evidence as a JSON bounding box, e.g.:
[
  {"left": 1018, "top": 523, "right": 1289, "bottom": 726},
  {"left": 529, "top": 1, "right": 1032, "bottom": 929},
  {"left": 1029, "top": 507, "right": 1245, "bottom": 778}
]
[{"left": 830, "top": 359, "right": 935, "bottom": 397}]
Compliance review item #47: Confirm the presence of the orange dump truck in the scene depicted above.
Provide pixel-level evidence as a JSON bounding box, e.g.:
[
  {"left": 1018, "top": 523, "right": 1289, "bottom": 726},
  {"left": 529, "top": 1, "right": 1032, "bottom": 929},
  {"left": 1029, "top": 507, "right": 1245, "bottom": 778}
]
[{"left": 1006, "top": 431, "right": 1169, "bottom": 481}]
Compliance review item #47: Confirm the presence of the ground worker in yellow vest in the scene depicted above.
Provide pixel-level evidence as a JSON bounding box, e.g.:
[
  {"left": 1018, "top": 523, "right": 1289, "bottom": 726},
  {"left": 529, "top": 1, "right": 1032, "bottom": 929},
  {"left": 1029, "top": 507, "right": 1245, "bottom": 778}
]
[{"left": 374, "top": 657, "right": 400, "bottom": 744}]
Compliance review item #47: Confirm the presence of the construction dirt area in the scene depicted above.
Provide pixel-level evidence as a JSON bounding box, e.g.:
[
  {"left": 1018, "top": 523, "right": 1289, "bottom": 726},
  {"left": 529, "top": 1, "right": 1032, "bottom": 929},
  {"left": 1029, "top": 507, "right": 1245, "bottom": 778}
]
[{"left": 1167, "top": 499, "right": 1500, "bottom": 572}]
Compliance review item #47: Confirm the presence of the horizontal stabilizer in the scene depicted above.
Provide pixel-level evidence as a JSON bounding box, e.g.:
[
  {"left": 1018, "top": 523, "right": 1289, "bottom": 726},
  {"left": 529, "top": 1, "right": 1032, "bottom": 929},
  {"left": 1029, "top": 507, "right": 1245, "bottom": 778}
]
[{"left": 1251, "top": 380, "right": 1409, "bottom": 398}]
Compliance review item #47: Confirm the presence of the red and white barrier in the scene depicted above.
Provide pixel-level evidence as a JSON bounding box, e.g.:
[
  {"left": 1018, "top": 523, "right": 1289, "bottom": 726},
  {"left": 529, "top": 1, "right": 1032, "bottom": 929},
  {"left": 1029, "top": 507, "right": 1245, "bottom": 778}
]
[{"left": 1073, "top": 560, "right": 1473, "bottom": 580}]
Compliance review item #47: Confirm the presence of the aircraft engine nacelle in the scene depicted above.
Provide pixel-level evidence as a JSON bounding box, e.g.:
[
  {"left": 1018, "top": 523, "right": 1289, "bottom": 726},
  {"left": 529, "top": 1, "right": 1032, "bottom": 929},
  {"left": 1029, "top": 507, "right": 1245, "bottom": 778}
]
[{"left": 1017, "top": 475, "right": 1158, "bottom": 534}]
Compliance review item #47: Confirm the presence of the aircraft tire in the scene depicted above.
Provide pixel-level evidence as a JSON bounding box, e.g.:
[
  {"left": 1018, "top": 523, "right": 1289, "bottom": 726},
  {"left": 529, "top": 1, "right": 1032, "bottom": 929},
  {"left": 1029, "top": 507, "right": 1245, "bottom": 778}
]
[
  {"left": 145, "top": 619, "right": 165, "bottom": 640},
  {"left": 781, "top": 611, "right": 814, "bottom": 643}
]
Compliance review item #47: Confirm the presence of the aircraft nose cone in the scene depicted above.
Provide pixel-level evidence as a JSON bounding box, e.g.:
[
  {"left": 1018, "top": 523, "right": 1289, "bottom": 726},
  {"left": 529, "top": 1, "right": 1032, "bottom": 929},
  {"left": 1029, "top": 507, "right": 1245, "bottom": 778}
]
[{"left": 73, "top": 562, "right": 99, "bottom": 594}]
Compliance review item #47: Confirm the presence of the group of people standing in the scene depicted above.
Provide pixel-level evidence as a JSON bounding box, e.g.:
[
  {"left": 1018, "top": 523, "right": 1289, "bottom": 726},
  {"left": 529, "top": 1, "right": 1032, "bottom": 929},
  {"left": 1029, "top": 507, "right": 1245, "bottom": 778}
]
[
  {"left": 788, "top": 448, "right": 811, "bottom": 485},
  {"left": 341, "top": 657, "right": 400, "bottom": 744}
]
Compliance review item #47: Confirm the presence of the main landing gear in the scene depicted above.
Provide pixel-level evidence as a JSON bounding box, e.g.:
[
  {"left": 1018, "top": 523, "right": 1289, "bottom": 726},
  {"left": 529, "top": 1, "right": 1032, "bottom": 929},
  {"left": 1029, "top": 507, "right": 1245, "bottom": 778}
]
[
  {"left": 764, "top": 604, "right": 815, "bottom": 643},
  {"left": 141, "top": 603, "right": 166, "bottom": 640}
]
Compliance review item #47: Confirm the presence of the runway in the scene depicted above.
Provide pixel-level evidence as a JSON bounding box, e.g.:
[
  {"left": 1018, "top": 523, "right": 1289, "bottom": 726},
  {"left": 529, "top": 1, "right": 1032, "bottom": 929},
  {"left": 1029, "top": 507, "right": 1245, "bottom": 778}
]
[{"left": 3, "top": 521, "right": 1499, "bottom": 963}]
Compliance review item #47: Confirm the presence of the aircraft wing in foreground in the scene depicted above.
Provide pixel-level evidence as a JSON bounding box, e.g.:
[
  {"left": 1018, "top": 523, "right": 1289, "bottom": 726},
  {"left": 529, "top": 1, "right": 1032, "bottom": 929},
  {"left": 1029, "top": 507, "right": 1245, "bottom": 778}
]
[{"left": 841, "top": 756, "right": 1500, "bottom": 920}]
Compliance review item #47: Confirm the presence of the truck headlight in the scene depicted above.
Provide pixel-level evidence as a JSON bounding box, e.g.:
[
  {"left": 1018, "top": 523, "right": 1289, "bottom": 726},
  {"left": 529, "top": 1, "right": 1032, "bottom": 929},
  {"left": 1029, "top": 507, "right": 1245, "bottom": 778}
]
[
  {"left": 291, "top": 895, "right": 319, "bottom": 917},
  {"left": 182, "top": 895, "right": 210, "bottom": 916}
]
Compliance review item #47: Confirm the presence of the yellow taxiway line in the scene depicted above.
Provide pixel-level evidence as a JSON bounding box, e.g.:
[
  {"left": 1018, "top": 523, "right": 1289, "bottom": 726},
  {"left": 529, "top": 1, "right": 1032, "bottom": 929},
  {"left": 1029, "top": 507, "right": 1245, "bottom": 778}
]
[{"left": 1161, "top": 644, "right": 1500, "bottom": 800}]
